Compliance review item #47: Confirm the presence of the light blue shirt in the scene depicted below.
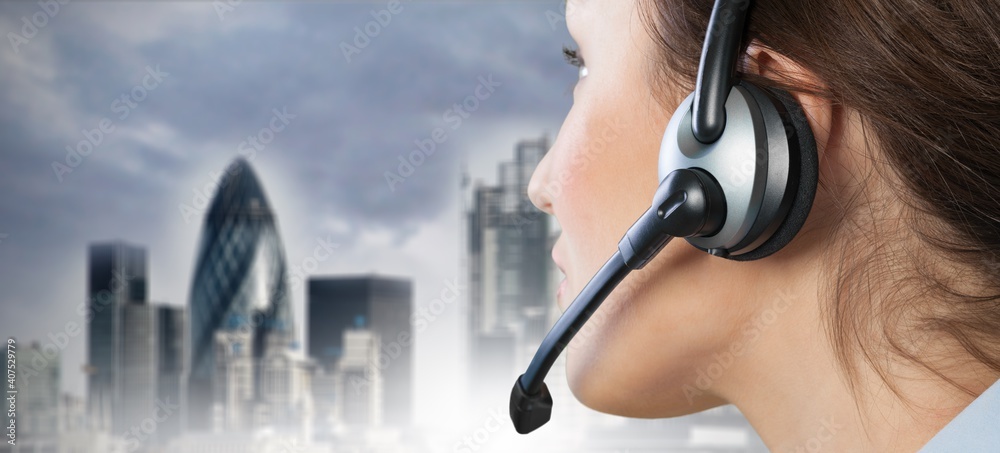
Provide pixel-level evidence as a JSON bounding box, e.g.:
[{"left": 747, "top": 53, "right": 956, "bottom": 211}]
[{"left": 919, "top": 379, "right": 1000, "bottom": 452}]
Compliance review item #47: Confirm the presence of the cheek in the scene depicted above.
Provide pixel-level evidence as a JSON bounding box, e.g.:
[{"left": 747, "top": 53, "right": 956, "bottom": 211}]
[
  {"left": 552, "top": 104, "right": 662, "bottom": 293},
  {"left": 547, "top": 105, "right": 753, "bottom": 414}
]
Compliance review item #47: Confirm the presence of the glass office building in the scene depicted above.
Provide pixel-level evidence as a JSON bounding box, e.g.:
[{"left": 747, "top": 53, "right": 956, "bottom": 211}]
[
  {"left": 86, "top": 241, "right": 147, "bottom": 426},
  {"left": 467, "top": 137, "right": 551, "bottom": 401},
  {"left": 157, "top": 305, "right": 185, "bottom": 443},
  {"left": 307, "top": 276, "right": 413, "bottom": 426},
  {"left": 186, "top": 158, "right": 295, "bottom": 430}
]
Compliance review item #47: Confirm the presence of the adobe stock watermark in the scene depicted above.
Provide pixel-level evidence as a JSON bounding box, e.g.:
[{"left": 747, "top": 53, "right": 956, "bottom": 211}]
[
  {"left": 510, "top": 201, "right": 547, "bottom": 237},
  {"left": 340, "top": 0, "right": 412, "bottom": 63},
  {"left": 5, "top": 339, "right": 15, "bottom": 448},
  {"left": 239, "top": 234, "right": 341, "bottom": 320},
  {"left": 226, "top": 235, "right": 340, "bottom": 333},
  {"left": 122, "top": 398, "right": 179, "bottom": 452},
  {"left": 784, "top": 417, "right": 842, "bottom": 453},
  {"left": 212, "top": 0, "right": 243, "bottom": 21},
  {"left": 220, "top": 234, "right": 340, "bottom": 337},
  {"left": 681, "top": 288, "right": 795, "bottom": 404},
  {"left": 982, "top": 251, "right": 1000, "bottom": 276},
  {"left": 7, "top": 0, "right": 71, "bottom": 55},
  {"left": 0, "top": 233, "right": 7, "bottom": 246},
  {"left": 285, "top": 236, "right": 341, "bottom": 298},
  {"left": 52, "top": 65, "right": 170, "bottom": 182},
  {"left": 544, "top": 0, "right": 581, "bottom": 31},
  {"left": 384, "top": 74, "right": 502, "bottom": 192},
  {"left": 728, "top": 116, "right": 802, "bottom": 188},
  {"left": 728, "top": 145, "right": 767, "bottom": 188},
  {"left": 178, "top": 107, "right": 295, "bottom": 224},
  {"left": 349, "top": 278, "right": 461, "bottom": 395},
  {"left": 708, "top": 0, "right": 751, "bottom": 38},
  {"left": 566, "top": 254, "right": 656, "bottom": 356},
  {"left": 15, "top": 267, "right": 137, "bottom": 391},
  {"left": 542, "top": 116, "right": 626, "bottom": 200},
  {"left": 451, "top": 406, "right": 505, "bottom": 453}
]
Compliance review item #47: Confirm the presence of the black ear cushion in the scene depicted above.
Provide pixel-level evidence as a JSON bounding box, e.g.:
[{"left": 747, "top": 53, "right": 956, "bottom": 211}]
[{"left": 727, "top": 84, "right": 819, "bottom": 261}]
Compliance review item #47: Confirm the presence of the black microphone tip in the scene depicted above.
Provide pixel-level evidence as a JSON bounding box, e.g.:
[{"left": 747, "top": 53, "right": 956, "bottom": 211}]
[{"left": 509, "top": 375, "right": 553, "bottom": 434}]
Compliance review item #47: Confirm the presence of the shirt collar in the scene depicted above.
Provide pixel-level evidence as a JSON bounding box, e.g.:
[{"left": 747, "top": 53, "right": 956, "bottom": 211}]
[{"left": 918, "top": 378, "right": 1000, "bottom": 452}]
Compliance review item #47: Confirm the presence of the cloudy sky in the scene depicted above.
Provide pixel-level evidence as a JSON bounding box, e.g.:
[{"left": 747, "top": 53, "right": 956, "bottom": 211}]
[{"left": 0, "top": 0, "right": 577, "bottom": 428}]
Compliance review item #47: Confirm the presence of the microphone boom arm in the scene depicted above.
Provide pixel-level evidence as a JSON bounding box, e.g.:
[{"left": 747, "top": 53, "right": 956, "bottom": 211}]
[{"left": 510, "top": 168, "right": 727, "bottom": 434}]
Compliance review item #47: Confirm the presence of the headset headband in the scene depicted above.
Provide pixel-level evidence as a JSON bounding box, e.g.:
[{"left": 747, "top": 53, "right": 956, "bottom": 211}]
[{"left": 693, "top": 0, "right": 751, "bottom": 143}]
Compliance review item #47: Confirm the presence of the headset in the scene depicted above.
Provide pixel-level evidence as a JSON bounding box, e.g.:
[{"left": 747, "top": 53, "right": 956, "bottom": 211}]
[{"left": 510, "top": 0, "right": 819, "bottom": 434}]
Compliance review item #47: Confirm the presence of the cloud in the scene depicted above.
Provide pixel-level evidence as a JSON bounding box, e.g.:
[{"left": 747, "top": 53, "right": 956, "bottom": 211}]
[{"left": 0, "top": 0, "right": 575, "bottom": 404}]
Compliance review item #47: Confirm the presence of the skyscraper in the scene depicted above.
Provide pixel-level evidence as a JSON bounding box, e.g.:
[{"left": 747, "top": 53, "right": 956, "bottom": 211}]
[
  {"left": 213, "top": 330, "right": 254, "bottom": 431},
  {"left": 467, "top": 137, "right": 551, "bottom": 394},
  {"left": 334, "top": 329, "right": 382, "bottom": 427},
  {"left": 118, "top": 302, "right": 157, "bottom": 435},
  {"left": 307, "top": 276, "right": 412, "bottom": 426},
  {"left": 156, "top": 306, "right": 185, "bottom": 443},
  {"left": 310, "top": 368, "right": 337, "bottom": 442},
  {"left": 186, "top": 158, "right": 296, "bottom": 431},
  {"left": 255, "top": 339, "right": 313, "bottom": 435},
  {"left": 17, "top": 342, "right": 60, "bottom": 447},
  {"left": 86, "top": 241, "right": 148, "bottom": 427}
]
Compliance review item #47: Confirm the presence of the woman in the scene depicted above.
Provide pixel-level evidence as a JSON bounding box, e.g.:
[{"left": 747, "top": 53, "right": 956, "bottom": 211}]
[{"left": 526, "top": 0, "right": 1000, "bottom": 451}]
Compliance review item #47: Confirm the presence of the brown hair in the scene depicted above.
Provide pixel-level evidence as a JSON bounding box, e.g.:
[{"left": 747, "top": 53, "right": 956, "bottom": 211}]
[{"left": 641, "top": 0, "right": 1000, "bottom": 397}]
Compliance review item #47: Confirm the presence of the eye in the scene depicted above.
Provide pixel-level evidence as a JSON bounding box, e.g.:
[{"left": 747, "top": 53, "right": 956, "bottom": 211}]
[{"left": 563, "top": 46, "right": 588, "bottom": 80}]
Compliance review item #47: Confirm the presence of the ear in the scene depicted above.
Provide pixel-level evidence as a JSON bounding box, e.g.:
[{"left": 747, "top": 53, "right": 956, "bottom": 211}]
[
  {"left": 745, "top": 41, "right": 838, "bottom": 165},
  {"left": 744, "top": 41, "right": 860, "bottom": 239}
]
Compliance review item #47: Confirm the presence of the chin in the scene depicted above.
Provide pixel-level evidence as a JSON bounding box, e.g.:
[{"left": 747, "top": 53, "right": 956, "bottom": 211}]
[{"left": 564, "top": 350, "right": 729, "bottom": 419}]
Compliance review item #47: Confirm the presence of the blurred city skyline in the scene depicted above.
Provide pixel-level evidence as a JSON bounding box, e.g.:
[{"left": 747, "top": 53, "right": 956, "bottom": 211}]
[{"left": 0, "top": 0, "right": 576, "bottom": 428}]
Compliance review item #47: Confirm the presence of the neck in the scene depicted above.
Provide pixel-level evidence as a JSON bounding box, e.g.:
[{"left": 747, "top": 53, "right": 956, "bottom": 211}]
[{"left": 715, "top": 265, "right": 999, "bottom": 452}]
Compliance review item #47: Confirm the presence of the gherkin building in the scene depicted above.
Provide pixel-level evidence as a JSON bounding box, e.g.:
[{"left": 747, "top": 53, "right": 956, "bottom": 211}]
[{"left": 185, "top": 158, "right": 295, "bottom": 430}]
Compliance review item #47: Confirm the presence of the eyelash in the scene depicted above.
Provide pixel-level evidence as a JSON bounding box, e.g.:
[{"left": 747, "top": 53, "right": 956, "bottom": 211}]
[{"left": 563, "top": 46, "right": 585, "bottom": 68}]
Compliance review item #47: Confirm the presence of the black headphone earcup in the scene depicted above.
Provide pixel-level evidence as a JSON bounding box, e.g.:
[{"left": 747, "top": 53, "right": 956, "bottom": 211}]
[{"left": 726, "top": 83, "right": 819, "bottom": 261}]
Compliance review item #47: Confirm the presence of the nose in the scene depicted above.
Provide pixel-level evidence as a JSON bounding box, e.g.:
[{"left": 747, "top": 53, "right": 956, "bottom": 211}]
[{"left": 527, "top": 147, "right": 555, "bottom": 216}]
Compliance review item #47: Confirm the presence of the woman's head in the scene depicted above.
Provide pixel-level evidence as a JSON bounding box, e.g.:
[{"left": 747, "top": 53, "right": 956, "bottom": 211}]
[{"left": 527, "top": 0, "right": 1000, "bottom": 420}]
